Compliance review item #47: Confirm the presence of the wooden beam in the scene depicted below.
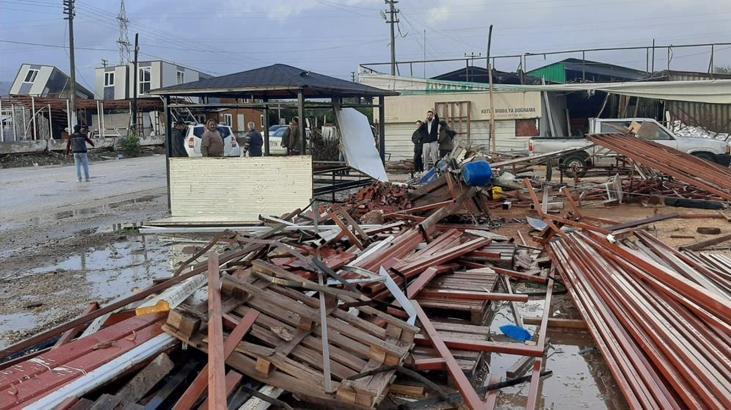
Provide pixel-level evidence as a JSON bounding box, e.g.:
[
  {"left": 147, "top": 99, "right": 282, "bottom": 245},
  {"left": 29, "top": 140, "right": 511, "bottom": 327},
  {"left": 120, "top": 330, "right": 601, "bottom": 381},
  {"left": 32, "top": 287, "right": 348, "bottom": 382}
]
[
  {"left": 414, "top": 334, "right": 544, "bottom": 357},
  {"left": 417, "top": 289, "right": 529, "bottom": 302},
  {"left": 52, "top": 302, "right": 100, "bottom": 349},
  {"left": 406, "top": 267, "right": 440, "bottom": 298},
  {"left": 207, "top": 253, "right": 227, "bottom": 410},
  {"left": 523, "top": 317, "right": 587, "bottom": 330},
  {"left": 197, "top": 370, "right": 244, "bottom": 409},
  {"left": 413, "top": 301, "right": 486, "bottom": 409},
  {"left": 173, "top": 309, "right": 259, "bottom": 410},
  {"left": 492, "top": 267, "right": 548, "bottom": 285}
]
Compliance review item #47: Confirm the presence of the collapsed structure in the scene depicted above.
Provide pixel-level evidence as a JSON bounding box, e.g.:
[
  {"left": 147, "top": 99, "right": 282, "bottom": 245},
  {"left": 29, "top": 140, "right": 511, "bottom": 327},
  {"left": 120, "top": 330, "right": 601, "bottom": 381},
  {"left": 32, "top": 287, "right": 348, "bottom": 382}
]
[{"left": 1, "top": 129, "right": 729, "bottom": 409}]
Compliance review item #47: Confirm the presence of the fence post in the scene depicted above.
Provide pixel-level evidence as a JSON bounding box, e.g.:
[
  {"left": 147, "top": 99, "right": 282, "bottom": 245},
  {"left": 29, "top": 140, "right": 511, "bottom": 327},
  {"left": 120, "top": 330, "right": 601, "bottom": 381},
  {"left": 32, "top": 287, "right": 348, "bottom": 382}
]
[{"left": 31, "top": 96, "right": 37, "bottom": 140}]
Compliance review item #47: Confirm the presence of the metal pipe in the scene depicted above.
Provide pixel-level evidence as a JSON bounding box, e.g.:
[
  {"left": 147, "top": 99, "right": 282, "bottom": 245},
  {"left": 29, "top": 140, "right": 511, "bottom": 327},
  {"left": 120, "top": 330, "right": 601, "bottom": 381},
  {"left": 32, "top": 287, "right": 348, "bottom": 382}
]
[{"left": 31, "top": 96, "right": 37, "bottom": 140}]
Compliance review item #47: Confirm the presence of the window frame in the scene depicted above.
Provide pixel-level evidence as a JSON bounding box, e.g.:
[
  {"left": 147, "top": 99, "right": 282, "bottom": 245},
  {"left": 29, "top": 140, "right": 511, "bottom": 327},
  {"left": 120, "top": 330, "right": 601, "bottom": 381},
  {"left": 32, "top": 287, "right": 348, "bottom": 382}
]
[
  {"left": 223, "top": 113, "right": 233, "bottom": 127},
  {"left": 176, "top": 70, "right": 185, "bottom": 85},
  {"left": 138, "top": 67, "right": 151, "bottom": 95},
  {"left": 104, "top": 71, "right": 115, "bottom": 87},
  {"left": 24, "top": 69, "right": 39, "bottom": 83}
]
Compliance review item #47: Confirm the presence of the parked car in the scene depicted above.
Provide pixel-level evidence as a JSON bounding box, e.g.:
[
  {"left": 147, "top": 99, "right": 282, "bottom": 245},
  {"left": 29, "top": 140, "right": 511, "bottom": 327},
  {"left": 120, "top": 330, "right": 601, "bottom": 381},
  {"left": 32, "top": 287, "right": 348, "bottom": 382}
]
[
  {"left": 529, "top": 118, "right": 731, "bottom": 176},
  {"left": 184, "top": 124, "right": 240, "bottom": 157}
]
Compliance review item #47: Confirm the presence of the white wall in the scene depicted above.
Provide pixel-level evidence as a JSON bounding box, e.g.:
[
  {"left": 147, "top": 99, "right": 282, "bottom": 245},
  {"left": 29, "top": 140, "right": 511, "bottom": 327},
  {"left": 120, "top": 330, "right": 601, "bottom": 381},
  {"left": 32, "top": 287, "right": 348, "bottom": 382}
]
[
  {"left": 9, "top": 64, "right": 30, "bottom": 95},
  {"left": 169, "top": 156, "right": 313, "bottom": 222},
  {"left": 10, "top": 64, "right": 53, "bottom": 96}
]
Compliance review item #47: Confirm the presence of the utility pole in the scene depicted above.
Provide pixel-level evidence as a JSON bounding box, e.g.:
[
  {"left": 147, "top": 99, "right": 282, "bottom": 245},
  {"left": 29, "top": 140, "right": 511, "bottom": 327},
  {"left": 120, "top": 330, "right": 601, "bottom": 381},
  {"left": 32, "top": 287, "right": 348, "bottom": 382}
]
[
  {"left": 486, "top": 25, "right": 496, "bottom": 154},
  {"left": 384, "top": 0, "right": 399, "bottom": 76},
  {"left": 63, "top": 0, "right": 76, "bottom": 126},
  {"left": 464, "top": 52, "right": 481, "bottom": 82},
  {"left": 132, "top": 33, "right": 139, "bottom": 131},
  {"left": 423, "top": 30, "right": 426, "bottom": 78},
  {"left": 351, "top": 72, "right": 356, "bottom": 82}
]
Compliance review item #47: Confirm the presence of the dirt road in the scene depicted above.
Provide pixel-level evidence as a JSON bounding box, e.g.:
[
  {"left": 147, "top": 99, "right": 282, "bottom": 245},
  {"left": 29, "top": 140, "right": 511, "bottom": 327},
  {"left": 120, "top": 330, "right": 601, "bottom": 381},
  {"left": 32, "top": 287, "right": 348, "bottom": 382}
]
[{"left": 0, "top": 155, "right": 173, "bottom": 348}]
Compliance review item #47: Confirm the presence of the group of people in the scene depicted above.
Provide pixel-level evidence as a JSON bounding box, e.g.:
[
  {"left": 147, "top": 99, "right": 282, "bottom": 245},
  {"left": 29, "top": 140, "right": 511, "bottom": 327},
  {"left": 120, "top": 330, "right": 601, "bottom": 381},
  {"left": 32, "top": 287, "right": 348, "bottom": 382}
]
[
  {"left": 411, "top": 109, "right": 456, "bottom": 173},
  {"left": 172, "top": 118, "right": 264, "bottom": 157}
]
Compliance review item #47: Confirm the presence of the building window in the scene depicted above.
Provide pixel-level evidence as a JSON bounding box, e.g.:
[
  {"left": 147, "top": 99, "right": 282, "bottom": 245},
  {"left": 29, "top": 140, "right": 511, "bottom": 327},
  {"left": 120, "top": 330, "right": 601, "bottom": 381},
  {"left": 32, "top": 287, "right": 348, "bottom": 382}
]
[
  {"left": 24, "top": 69, "right": 39, "bottom": 83},
  {"left": 104, "top": 71, "right": 115, "bottom": 87},
  {"left": 223, "top": 113, "right": 233, "bottom": 127},
  {"left": 176, "top": 70, "right": 185, "bottom": 84},
  {"left": 138, "top": 67, "right": 151, "bottom": 95}
]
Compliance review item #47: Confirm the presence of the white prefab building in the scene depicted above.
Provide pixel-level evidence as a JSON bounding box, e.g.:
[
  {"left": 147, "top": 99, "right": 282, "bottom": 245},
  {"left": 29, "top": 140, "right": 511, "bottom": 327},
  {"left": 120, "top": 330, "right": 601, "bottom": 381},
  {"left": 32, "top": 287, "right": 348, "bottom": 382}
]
[
  {"left": 9, "top": 64, "right": 94, "bottom": 99},
  {"left": 361, "top": 74, "right": 543, "bottom": 160},
  {"left": 94, "top": 60, "right": 210, "bottom": 100}
]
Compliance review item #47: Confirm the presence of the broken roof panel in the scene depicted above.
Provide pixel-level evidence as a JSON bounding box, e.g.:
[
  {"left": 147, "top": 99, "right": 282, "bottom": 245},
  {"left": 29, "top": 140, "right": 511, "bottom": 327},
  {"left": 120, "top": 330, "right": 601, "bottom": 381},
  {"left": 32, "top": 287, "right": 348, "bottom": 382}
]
[{"left": 151, "top": 64, "right": 398, "bottom": 99}]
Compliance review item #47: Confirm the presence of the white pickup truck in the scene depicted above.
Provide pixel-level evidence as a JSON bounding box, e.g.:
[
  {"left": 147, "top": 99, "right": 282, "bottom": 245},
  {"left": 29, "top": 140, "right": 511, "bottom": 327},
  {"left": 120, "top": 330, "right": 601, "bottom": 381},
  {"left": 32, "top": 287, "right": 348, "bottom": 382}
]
[{"left": 528, "top": 118, "right": 731, "bottom": 176}]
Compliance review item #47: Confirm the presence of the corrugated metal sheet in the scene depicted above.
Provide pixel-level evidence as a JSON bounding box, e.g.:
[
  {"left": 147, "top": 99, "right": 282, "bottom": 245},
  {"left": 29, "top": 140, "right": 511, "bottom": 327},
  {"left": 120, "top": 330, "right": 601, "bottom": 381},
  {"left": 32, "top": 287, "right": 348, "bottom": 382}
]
[
  {"left": 666, "top": 100, "right": 731, "bottom": 133},
  {"left": 169, "top": 157, "right": 312, "bottom": 222},
  {"left": 527, "top": 63, "right": 566, "bottom": 84},
  {"left": 385, "top": 120, "right": 525, "bottom": 161}
]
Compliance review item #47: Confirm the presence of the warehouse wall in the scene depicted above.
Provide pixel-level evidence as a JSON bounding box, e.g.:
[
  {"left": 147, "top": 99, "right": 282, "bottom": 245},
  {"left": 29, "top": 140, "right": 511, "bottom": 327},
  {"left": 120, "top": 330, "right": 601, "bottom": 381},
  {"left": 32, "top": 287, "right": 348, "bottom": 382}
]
[
  {"left": 169, "top": 156, "right": 313, "bottom": 222},
  {"left": 385, "top": 119, "right": 525, "bottom": 161}
]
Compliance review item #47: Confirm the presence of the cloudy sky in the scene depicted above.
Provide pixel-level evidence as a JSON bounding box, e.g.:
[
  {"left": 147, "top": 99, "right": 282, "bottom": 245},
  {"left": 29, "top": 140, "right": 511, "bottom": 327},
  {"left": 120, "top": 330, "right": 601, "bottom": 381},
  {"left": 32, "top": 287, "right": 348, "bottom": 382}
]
[{"left": 1, "top": 0, "right": 730, "bottom": 91}]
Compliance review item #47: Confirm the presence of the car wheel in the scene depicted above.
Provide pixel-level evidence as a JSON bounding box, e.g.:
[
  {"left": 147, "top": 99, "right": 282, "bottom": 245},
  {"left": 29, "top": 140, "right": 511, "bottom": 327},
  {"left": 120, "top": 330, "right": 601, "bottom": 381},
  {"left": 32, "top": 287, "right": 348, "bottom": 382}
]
[{"left": 562, "top": 155, "right": 588, "bottom": 178}]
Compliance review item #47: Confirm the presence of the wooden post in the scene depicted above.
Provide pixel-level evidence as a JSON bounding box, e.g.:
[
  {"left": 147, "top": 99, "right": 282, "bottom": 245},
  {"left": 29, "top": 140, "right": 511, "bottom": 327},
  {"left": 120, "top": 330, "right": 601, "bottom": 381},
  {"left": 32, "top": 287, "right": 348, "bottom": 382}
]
[
  {"left": 263, "top": 99, "right": 270, "bottom": 155},
  {"left": 206, "top": 253, "right": 226, "bottom": 410},
  {"left": 378, "top": 95, "right": 386, "bottom": 163},
  {"left": 164, "top": 95, "right": 172, "bottom": 213},
  {"left": 297, "top": 90, "right": 305, "bottom": 154}
]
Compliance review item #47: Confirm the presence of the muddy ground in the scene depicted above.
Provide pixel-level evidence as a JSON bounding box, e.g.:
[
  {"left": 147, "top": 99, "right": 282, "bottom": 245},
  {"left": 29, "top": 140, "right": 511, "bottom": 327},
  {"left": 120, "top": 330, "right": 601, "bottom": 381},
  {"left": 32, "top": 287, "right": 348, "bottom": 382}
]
[{"left": 0, "top": 146, "right": 164, "bottom": 169}]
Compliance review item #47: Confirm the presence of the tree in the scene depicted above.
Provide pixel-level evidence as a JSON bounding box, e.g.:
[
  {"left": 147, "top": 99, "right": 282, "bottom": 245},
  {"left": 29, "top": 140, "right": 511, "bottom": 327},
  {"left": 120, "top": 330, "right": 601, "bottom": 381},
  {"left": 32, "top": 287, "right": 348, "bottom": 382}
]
[{"left": 713, "top": 65, "right": 731, "bottom": 74}]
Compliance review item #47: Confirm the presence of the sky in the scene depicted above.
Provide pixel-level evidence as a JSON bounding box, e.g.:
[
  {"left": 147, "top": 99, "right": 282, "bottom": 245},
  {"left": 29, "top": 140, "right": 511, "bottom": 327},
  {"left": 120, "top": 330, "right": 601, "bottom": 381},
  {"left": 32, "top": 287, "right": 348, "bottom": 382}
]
[{"left": 1, "top": 0, "right": 731, "bottom": 93}]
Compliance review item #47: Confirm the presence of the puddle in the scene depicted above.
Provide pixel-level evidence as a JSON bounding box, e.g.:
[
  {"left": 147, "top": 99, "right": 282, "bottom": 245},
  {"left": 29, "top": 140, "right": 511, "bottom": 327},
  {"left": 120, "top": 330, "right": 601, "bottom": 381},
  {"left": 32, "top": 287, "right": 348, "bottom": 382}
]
[
  {"left": 29, "top": 235, "right": 174, "bottom": 300},
  {"left": 0, "top": 312, "right": 38, "bottom": 348},
  {"left": 489, "top": 297, "right": 628, "bottom": 409}
]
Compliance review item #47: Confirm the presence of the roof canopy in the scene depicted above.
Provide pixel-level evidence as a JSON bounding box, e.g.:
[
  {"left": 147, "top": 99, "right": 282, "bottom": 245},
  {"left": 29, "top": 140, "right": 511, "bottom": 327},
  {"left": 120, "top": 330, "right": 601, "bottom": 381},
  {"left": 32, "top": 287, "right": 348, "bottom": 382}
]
[{"left": 151, "top": 63, "right": 398, "bottom": 99}]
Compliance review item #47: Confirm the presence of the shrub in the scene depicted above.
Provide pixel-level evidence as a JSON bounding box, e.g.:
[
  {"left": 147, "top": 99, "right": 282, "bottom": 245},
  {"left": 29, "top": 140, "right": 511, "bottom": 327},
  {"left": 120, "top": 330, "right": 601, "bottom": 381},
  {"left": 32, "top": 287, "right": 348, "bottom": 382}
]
[{"left": 120, "top": 132, "right": 142, "bottom": 157}]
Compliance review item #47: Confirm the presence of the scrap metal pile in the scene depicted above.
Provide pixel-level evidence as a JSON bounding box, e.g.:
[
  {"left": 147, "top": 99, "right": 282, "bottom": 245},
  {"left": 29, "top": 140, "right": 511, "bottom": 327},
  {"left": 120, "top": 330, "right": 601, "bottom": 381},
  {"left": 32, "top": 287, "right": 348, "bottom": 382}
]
[
  {"left": 0, "top": 168, "right": 556, "bottom": 410},
  {"left": 2, "top": 135, "right": 730, "bottom": 409}
]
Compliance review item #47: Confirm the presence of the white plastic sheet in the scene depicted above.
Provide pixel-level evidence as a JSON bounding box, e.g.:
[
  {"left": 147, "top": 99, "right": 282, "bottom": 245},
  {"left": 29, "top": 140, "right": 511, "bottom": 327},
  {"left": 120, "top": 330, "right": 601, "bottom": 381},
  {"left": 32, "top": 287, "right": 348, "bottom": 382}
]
[{"left": 336, "top": 108, "right": 388, "bottom": 182}]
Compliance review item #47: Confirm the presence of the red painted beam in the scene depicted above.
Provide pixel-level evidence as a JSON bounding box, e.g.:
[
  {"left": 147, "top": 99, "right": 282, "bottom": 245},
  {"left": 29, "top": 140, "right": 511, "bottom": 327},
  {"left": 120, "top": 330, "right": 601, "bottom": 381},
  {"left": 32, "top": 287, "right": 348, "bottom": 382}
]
[
  {"left": 173, "top": 309, "right": 259, "bottom": 410},
  {"left": 206, "top": 253, "right": 226, "bottom": 410},
  {"left": 413, "top": 301, "right": 486, "bottom": 410}
]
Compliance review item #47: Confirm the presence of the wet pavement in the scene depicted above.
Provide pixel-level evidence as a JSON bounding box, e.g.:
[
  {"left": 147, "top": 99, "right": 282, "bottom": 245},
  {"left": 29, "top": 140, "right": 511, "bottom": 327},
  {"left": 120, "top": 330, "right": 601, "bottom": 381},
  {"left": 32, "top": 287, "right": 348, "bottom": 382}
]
[{"left": 0, "top": 234, "right": 177, "bottom": 348}]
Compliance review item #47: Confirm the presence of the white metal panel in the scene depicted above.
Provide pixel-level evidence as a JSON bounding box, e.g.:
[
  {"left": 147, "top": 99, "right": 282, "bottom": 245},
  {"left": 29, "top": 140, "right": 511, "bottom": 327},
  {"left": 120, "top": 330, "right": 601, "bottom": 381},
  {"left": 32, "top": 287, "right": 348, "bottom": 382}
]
[
  {"left": 94, "top": 68, "right": 104, "bottom": 99},
  {"left": 151, "top": 61, "right": 162, "bottom": 92},
  {"left": 336, "top": 108, "right": 388, "bottom": 182},
  {"left": 385, "top": 120, "right": 522, "bottom": 161},
  {"left": 29, "top": 66, "right": 53, "bottom": 96},
  {"left": 161, "top": 61, "right": 177, "bottom": 88},
  {"left": 9, "top": 64, "right": 29, "bottom": 95},
  {"left": 169, "top": 156, "right": 313, "bottom": 222},
  {"left": 115, "top": 66, "right": 128, "bottom": 100}
]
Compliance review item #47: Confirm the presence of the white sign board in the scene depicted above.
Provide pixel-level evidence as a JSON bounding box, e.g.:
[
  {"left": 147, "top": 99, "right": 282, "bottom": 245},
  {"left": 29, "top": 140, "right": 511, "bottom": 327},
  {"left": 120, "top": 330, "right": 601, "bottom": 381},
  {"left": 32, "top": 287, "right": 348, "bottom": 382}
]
[{"left": 336, "top": 108, "right": 388, "bottom": 182}]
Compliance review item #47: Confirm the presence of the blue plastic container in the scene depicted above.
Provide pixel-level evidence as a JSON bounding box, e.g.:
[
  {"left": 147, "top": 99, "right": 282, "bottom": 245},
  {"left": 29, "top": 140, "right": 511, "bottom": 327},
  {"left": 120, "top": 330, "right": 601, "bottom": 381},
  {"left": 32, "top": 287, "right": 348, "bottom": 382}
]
[{"left": 462, "top": 160, "right": 493, "bottom": 186}]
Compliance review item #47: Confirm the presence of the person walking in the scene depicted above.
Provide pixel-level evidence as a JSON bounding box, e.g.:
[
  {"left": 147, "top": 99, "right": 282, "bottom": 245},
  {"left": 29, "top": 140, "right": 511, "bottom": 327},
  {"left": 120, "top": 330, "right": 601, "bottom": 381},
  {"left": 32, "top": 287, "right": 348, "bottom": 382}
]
[
  {"left": 245, "top": 121, "right": 263, "bottom": 157},
  {"left": 66, "top": 124, "right": 95, "bottom": 182},
  {"left": 411, "top": 120, "right": 424, "bottom": 174},
  {"left": 438, "top": 119, "right": 456, "bottom": 159},
  {"left": 201, "top": 119, "right": 224, "bottom": 157},
  {"left": 418, "top": 110, "right": 440, "bottom": 169}
]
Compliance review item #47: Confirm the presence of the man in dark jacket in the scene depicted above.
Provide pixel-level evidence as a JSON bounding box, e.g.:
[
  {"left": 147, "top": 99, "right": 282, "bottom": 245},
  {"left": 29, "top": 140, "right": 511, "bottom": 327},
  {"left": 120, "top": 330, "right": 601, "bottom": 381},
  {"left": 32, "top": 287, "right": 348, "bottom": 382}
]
[
  {"left": 418, "top": 110, "right": 440, "bottom": 169},
  {"left": 412, "top": 120, "right": 424, "bottom": 173},
  {"left": 438, "top": 120, "right": 457, "bottom": 158},
  {"left": 66, "top": 124, "right": 95, "bottom": 182},
  {"left": 172, "top": 120, "right": 188, "bottom": 157},
  {"left": 282, "top": 117, "right": 302, "bottom": 155},
  {"left": 245, "top": 121, "right": 263, "bottom": 157}
]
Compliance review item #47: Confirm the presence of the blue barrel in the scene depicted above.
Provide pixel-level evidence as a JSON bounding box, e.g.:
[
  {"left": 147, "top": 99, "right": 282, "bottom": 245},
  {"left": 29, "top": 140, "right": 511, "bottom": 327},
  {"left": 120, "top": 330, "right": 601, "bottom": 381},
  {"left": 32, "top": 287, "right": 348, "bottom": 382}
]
[{"left": 462, "top": 160, "right": 493, "bottom": 186}]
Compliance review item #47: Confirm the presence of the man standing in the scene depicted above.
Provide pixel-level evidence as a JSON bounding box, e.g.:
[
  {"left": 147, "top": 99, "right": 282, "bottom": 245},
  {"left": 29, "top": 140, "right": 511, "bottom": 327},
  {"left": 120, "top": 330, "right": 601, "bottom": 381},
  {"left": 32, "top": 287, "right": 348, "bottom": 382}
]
[
  {"left": 411, "top": 120, "right": 424, "bottom": 174},
  {"left": 66, "top": 124, "right": 95, "bottom": 182},
  {"left": 201, "top": 119, "right": 224, "bottom": 157},
  {"left": 419, "top": 110, "right": 440, "bottom": 169},
  {"left": 245, "top": 121, "right": 263, "bottom": 157},
  {"left": 172, "top": 120, "right": 188, "bottom": 157},
  {"left": 282, "top": 117, "right": 301, "bottom": 155}
]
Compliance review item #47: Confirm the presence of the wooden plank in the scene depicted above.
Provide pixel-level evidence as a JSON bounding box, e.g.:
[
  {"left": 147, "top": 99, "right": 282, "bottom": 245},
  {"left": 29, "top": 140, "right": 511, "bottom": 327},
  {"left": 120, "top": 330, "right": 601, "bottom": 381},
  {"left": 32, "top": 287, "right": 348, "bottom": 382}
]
[
  {"left": 197, "top": 370, "right": 243, "bottom": 410},
  {"left": 492, "top": 267, "right": 549, "bottom": 285},
  {"left": 207, "top": 253, "right": 227, "bottom": 410},
  {"left": 406, "top": 267, "right": 441, "bottom": 298},
  {"left": 523, "top": 317, "right": 587, "bottom": 330},
  {"left": 116, "top": 353, "right": 174, "bottom": 402},
  {"left": 173, "top": 309, "right": 259, "bottom": 410},
  {"left": 412, "top": 301, "right": 485, "bottom": 409},
  {"left": 328, "top": 210, "right": 364, "bottom": 249},
  {"left": 417, "top": 289, "right": 528, "bottom": 302},
  {"left": 414, "top": 333, "right": 544, "bottom": 356},
  {"left": 317, "top": 273, "right": 334, "bottom": 394}
]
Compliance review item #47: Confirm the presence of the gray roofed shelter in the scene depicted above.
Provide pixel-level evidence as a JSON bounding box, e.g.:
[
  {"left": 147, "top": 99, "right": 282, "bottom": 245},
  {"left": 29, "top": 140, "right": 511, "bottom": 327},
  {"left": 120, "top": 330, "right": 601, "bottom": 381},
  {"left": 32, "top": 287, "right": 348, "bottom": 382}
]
[
  {"left": 151, "top": 63, "right": 398, "bottom": 99},
  {"left": 150, "top": 63, "right": 398, "bottom": 211}
]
